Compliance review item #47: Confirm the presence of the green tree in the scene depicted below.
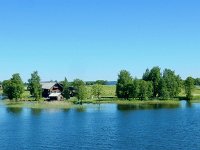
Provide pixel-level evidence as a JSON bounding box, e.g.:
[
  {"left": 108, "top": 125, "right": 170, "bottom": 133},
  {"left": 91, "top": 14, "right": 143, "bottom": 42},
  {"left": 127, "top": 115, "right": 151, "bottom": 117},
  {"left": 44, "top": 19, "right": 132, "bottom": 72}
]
[
  {"left": 159, "top": 69, "right": 182, "bottom": 99},
  {"left": 3, "top": 74, "right": 24, "bottom": 100},
  {"left": 92, "top": 84, "right": 104, "bottom": 100},
  {"left": 159, "top": 78, "right": 170, "bottom": 100},
  {"left": 72, "top": 79, "right": 87, "bottom": 104},
  {"left": 95, "top": 80, "right": 107, "bottom": 85},
  {"left": 2, "top": 80, "right": 12, "bottom": 99},
  {"left": 116, "top": 70, "right": 133, "bottom": 99},
  {"left": 142, "top": 68, "right": 150, "bottom": 81},
  {"left": 28, "top": 71, "right": 42, "bottom": 101},
  {"left": 138, "top": 80, "right": 153, "bottom": 100},
  {"left": 185, "top": 77, "right": 195, "bottom": 100},
  {"left": 148, "top": 67, "right": 161, "bottom": 97},
  {"left": 62, "top": 77, "right": 70, "bottom": 100},
  {"left": 131, "top": 79, "right": 139, "bottom": 99},
  {"left": 195, "top": 78, "right": 200, "bottom": 85}
]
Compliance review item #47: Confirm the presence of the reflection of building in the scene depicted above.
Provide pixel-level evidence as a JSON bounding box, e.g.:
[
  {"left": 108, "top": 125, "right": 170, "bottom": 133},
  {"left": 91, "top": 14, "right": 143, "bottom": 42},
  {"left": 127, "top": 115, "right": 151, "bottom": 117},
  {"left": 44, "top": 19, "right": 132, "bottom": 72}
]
[{"left": 41, "top": 82, "right": 63, "bottom": 100}]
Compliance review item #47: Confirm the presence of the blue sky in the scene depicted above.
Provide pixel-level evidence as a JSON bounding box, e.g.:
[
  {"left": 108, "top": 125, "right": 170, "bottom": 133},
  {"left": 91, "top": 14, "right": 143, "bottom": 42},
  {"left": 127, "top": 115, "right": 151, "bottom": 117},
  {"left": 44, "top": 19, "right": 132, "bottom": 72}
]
[{"left": 0, "top": 0, "right": 200, "bottom": 82}]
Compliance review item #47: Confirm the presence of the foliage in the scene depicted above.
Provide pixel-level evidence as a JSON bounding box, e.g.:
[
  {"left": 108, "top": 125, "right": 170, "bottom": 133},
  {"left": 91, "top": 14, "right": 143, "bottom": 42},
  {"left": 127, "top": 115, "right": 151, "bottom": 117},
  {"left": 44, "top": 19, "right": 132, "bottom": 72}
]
[
  {"left": 194, "top": 78, "right": 200, "bottom": 85},
  {"left": 62, "top": 77, "right": 70, "bottom": 100},
  {"left": 185, "top": 77, "right": 195, "bottom": 100},
  {"left": 159, "top": 69, "right": 182, "bottom": 99},
  {"left": 92, "top": 84, "right": 104, "bottom": 99},
  {"left": 72, "top": 79, "right": 87, "bottom": 103},
  {"left": 86, "top": 80, "right": 107, "bottom": 85},
  {"left": 2, "top": 73, "right": 24, "bottom": 100},
  {"left": 116, "top": 70, "right": 133, "bottom": 99},
  {"left": 148, "top": 66, "right": 161, "bottom": 97},
  {"left": 142, "top": 68, "right": 150, "bottom": 81},
  {"left": 138, "top": 80, "right": 153, "bottom": 100},
  {"left": 27, "top": 71, "right": 42, "bottom": 101},
  {"left": 131, "top": 79, "right": 139, "bottom": 99}
]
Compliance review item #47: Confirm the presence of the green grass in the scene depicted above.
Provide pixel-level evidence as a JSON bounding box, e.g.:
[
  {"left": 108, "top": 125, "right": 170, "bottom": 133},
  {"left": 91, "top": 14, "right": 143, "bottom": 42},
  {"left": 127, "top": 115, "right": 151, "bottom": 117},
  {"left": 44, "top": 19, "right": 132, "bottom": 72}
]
[
  {"left": 2, "top": 100, "right": 75, "bottom": 109},
  {"left": 86, "top": 85, "right": 116, "bottom": 98},
  {"left": 69, "top": 98, "right": 180, "bottom": 105}
]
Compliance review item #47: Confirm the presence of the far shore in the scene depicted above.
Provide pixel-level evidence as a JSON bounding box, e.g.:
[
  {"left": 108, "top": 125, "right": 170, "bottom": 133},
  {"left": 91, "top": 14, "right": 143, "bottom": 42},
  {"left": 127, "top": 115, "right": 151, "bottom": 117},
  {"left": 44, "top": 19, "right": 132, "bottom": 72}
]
[{"left": 0, "top": 98, "right": 184, "bottom": 109}]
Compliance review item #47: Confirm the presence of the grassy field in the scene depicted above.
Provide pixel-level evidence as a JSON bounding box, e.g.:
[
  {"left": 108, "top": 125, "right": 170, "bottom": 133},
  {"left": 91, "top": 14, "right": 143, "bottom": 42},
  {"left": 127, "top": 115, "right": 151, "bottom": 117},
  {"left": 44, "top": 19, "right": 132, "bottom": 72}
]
[{"left": 86, "top": 85, "right": 116, "bottom": 97}]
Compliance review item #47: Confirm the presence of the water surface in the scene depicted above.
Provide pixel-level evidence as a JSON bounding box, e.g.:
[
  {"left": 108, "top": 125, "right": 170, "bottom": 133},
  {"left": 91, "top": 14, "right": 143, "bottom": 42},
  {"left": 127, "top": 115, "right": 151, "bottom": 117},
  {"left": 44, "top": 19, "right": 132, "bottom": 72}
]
[{"left": 0, "top": 101, "right": 200, "bottom": 150}]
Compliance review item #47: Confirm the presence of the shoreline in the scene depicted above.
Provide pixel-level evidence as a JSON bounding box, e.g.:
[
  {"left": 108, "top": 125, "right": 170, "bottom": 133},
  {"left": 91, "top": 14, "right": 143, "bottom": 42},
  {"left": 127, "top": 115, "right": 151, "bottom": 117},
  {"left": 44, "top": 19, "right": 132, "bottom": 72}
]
[{"left": 1, "top": 99, "right": 182, "bottom": 109}]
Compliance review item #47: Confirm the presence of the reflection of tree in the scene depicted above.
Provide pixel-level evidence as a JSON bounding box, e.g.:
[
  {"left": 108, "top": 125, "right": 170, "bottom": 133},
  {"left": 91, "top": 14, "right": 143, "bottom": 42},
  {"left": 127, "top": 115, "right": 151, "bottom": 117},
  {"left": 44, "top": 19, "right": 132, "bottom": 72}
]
[
  {"left": 186, "top": 101, "right": 192, "bottom": 108},
  {"left": 117, "top": 104, "right": 180, "bottom": 111},
  {"left": 76, "top": 106, "right": 86, "bottom": 112},
  {"left": 31, "top": 109, "right": 42, "bottom": 116},
  {"left": 63, "top": 108, "right": 70, "bottom": 113},
  {"left": 7, "top": 107, "right": 23, "bottom": 114}
]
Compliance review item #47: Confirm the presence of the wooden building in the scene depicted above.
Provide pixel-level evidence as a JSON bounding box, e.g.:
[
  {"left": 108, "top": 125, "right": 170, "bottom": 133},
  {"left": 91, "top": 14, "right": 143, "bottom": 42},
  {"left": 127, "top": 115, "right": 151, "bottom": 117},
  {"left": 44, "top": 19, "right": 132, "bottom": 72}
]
[{"left": 41, "top": 82, "right": 63, "bottom": 99}]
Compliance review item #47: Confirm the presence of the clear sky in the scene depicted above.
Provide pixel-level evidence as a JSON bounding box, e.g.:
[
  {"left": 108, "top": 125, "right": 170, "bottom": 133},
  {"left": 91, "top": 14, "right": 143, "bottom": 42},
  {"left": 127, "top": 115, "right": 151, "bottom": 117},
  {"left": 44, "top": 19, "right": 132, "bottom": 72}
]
[{"left": 0, "top": 0, "right": 200, "bottom": 82}]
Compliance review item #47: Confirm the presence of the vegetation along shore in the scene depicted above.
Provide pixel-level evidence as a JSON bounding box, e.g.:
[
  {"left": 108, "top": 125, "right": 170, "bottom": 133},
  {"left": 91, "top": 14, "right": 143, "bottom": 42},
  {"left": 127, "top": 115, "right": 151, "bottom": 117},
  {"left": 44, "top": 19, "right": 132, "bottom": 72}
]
[{"left": 0, "top": 66, "right": 199, "bottom": 109}]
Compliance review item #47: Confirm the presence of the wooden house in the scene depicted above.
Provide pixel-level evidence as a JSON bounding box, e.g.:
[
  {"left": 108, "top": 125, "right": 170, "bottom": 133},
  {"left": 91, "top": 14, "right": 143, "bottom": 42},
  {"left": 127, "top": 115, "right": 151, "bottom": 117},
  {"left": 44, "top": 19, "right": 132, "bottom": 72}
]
[{"left": 41, "top": 82, "right": 63, "bottom": 99}]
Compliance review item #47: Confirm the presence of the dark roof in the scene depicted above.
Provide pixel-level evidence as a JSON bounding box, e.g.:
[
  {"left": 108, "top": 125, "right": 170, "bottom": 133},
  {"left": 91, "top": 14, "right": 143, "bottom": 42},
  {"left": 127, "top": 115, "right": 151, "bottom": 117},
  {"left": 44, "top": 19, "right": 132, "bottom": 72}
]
[{"left": 41, "top": 82, "right": 57, "bottom": 89}]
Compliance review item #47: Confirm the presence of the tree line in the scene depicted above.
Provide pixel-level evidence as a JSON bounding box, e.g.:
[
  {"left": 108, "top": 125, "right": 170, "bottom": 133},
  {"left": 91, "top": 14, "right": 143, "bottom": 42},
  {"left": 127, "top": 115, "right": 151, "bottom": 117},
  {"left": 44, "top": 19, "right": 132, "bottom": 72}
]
[
  {"left": 1, "top": 67, "right": 196, "bottom": 101},
  {"left": 2, "top": 71, "right": 104, "bottom": 102},
  {"left": 116, "top": 67, "right": 195, "bottom": 100}
]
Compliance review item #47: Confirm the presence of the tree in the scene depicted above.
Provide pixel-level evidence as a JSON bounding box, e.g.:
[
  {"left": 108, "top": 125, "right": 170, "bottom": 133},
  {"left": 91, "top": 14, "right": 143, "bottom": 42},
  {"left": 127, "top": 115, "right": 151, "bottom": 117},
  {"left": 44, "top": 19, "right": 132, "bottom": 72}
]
[
  {"left": 142, "top": 68, "right": 150, "bottom": 81},
  {"left": 2, "top": 80, "right": 12, "bottom": 99},
  {"left": 92, "top": 84, "right": 104, "bottom": 100},
  {"left": 131, "top": 79, "right": 139, "bottom": 99},
  {"left": 159, "top": 69, "right": 182, "bottom": 99},
  {"left": 185, "top": 77, "right": 195, "bottom": 100},
  {"left": 159, "top": 78, "right": 170, "bottom": 100},
  {"left": 195, "top": 78, "right": 200, "bottom": 86},
  {"left": 116, "top": 70, "right": 133, "bottom": 99},
  {"left": 148, "top": 67, "right": 161, "bottom": 97},
  {"left": 3, "top": 74, "right": 24, "bottom": 100},
  {"left": 62, "top": 77, "right": 70, "bottom": 100},
  {"left": 72, "top": 79, "right": 87, "bottom": 104},
  {"left": 95, "top": 80, "right": 107, "bottom": 85},
  {"left": 28, "top": 71, "right": 42, "bottom": 101},
  {"left": 138, "top": 80, "right": 153, "bottom": 100}
]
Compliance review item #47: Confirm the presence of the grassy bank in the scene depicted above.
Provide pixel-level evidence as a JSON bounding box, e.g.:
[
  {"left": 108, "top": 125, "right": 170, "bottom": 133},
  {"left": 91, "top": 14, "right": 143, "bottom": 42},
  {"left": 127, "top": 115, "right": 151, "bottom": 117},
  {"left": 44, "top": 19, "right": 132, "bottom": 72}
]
[
  {"left": 69, "top": 98, "right": 180, "bottom": 105},
  {"left": 1, "top": 98, "right": 181, "bottom": 109},
  {"left": 2, "top": 100, "right": 75, "bottom": 109}
]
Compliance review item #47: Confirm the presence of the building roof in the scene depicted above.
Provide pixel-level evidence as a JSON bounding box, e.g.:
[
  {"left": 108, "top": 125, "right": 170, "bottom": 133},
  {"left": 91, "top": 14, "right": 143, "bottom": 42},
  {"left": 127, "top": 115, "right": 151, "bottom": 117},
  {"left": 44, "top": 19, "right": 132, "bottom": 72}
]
[
  {"left": 41, "top": 82, "right": 57, "bottom": 89},
  {"left": 49, "top": 93, "right": 62, "bottom": 97}
]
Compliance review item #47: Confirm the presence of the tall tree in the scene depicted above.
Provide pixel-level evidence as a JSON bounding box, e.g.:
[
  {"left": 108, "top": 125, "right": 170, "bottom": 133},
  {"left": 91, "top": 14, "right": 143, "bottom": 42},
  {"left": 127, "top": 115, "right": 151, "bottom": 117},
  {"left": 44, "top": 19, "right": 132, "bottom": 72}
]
[
  {"left": 116, "top": 70, "right": 133, "bottom": 99},
  {"left": 62, "top": 77, "right": 70, "bottom": 100},
  {"left": 28, "top": 71, "right": 42, "bottom": 101},
  {"left": 142, "top": 68, "right": 150, "bottom": 81},
  {"left": 159, "top": 78, "right": 170, "bottom": 100},
  {"left": 161, "top": 69, "right": 182, "bottom": 98},
  {"left": 148, "top": 67, "right": 161, "bottom": 97},
  {"left": 131, "top": 79, "right": 139, "bottom": 99},
  {"left": 92, "top": 84, "right": 104, "bottom": 100},
  {"left": 3, "top": 74, "right": 24, "bottom": 100},
  {"left": 185, "top": 77, "right": 195, "bottom": 100},
  {"left": 72, "top": 79, "right": 87, "bottom": 104},
  {"left": 138, "top": 80, "right": 153, "bottom": 100}
]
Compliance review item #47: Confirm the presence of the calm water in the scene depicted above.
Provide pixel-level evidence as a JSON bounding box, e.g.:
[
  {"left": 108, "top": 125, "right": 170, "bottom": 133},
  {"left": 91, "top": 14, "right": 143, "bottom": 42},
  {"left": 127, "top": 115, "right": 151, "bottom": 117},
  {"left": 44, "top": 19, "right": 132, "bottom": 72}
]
[{"left": 0, "top": 101, "right": 200, "bottom": 150}]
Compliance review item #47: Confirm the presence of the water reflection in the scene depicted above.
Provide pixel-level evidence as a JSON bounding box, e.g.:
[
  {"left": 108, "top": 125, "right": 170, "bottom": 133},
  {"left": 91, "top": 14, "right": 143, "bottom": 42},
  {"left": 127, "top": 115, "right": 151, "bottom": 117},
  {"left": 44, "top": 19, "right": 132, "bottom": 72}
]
[
  {"left": 7, "top": 107, "right": 23, "bottom": 114},
  {"left": 186, "top": 101, "right": 193, "bottom": 108},
  {"left": 31, "top": 108, "right": 43, "bottom": 116},
  {"left": 75, "top": 106, "right": 86, "bottom": 112},
  {"left": 117, "top": 103, "right": 180, "bottom": 111}
]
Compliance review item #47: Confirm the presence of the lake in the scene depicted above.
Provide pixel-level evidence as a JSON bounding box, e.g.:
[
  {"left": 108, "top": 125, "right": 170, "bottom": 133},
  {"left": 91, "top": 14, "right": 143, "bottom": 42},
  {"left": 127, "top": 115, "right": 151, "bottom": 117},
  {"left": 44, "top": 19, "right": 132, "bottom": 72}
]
[{"left": 0, "top": 101, "right": 200, "bottom": 150}]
